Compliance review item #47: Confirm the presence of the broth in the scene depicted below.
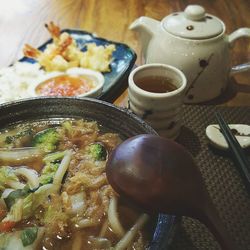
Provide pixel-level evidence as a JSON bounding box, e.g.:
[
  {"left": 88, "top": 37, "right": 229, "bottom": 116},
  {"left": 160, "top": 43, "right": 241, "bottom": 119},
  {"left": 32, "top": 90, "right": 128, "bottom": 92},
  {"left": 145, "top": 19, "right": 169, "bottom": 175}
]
[
  {"left": 0, "top": 119, "right": 150, "bottom": 250},
  {"left": 135, "top": 75, "right": 177, "bottom": 93}
]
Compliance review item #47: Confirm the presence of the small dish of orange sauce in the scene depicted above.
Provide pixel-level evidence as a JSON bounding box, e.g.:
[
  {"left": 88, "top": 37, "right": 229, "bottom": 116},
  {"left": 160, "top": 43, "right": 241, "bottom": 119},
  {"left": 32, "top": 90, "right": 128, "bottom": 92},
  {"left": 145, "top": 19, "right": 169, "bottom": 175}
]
[{"left": 34, "top": 68, "right": 104, "bottom": 98}]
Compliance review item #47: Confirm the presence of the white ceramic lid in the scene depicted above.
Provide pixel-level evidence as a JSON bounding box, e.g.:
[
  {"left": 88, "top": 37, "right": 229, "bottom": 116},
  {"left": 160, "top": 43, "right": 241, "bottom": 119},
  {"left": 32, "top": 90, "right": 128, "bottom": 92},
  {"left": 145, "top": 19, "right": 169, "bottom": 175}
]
[{"left": 162, "top": 5, "right": 224, "bottom": 39}]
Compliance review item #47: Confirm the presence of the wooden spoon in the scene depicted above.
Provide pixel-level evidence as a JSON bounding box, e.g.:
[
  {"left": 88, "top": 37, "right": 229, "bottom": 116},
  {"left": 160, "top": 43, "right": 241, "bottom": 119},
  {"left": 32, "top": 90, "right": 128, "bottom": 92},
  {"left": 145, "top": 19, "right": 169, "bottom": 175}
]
[{"left": 106, "top": 134, "right": 237, "bottom": 250}]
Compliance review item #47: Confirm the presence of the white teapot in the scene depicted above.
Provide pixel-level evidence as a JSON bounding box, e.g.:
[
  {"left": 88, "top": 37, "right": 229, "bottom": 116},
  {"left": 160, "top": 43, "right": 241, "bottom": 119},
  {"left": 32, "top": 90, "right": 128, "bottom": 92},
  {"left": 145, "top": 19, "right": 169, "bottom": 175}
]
[{"left": 130, "top": 5, "right": 250, "bottom": 103}]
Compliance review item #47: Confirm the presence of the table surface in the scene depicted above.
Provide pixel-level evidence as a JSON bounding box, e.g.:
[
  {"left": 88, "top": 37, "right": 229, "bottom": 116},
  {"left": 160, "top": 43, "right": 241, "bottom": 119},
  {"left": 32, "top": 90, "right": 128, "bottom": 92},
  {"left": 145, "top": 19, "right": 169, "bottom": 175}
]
[
  {"left": 0, "top": 1, "right": 249, "bottom": 249},
  {"left": 0, "top": 0, "right": 249, "bottom": 107}
]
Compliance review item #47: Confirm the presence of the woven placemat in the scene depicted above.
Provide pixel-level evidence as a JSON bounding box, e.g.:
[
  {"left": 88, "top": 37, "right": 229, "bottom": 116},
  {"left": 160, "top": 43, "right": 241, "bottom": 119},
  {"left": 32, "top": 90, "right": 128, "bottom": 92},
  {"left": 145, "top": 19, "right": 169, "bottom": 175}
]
[{"left": 168, "top": 105, "right": 250, "bottom": 250}]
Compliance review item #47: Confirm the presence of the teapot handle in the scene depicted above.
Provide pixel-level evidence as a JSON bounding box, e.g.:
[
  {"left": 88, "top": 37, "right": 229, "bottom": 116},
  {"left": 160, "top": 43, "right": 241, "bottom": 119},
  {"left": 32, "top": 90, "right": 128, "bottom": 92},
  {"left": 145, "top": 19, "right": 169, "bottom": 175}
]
[{"left": 228, "top": 28, "right": 250, "bottom": 75}]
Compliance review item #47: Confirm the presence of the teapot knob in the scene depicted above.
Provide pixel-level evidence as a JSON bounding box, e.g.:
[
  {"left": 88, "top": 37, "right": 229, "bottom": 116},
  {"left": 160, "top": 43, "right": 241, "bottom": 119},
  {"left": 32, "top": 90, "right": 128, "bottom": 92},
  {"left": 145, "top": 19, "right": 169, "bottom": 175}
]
[{"left": 184, "top": 5, "right": 205, "bottom": 21}]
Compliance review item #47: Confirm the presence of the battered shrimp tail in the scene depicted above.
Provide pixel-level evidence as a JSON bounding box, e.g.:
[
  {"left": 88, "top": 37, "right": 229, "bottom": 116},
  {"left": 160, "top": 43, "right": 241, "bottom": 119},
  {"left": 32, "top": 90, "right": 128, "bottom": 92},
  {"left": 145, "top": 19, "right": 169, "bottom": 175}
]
[
  {"left": 45, "top": 21, "right": 61, "bottom": 41},
  {"left": 23, "top": 44, "right": 42, "bottom": 59},
  {"left": 57, "top": 35, "right": 73, "bottom": 55}
]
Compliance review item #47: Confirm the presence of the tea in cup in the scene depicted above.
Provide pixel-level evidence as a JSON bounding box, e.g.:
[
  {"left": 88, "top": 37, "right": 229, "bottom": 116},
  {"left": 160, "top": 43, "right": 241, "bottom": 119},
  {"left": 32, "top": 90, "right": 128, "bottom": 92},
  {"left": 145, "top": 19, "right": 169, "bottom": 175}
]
[{"left": 128, "top": 63, "right": 187, "bottom": 139}]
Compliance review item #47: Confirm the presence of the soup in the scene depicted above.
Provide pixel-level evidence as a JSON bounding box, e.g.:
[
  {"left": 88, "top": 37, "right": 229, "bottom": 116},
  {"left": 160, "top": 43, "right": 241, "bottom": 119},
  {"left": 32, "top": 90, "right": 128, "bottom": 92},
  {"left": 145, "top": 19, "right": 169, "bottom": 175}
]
[{"left": 0, "top": 119, "right": 150, "bottom": 249}]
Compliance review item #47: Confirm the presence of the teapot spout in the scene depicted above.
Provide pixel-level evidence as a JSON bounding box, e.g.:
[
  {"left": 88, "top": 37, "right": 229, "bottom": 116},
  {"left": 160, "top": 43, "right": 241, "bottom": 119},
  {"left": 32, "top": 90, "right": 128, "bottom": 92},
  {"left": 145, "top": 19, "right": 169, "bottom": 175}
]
[
  {"left": 129, "top": 16, "right": 159, "bottom": 33},
  {"left": 130, "top": 17, "right": 160, "bottom": 61}
]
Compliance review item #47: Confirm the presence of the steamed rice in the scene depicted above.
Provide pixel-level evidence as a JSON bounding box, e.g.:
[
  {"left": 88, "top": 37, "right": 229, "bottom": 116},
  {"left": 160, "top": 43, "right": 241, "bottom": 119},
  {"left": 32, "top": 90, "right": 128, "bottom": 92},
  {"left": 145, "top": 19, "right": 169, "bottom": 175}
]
[{"left": 0, "top": 62, "right": 45, "bottom": 104}]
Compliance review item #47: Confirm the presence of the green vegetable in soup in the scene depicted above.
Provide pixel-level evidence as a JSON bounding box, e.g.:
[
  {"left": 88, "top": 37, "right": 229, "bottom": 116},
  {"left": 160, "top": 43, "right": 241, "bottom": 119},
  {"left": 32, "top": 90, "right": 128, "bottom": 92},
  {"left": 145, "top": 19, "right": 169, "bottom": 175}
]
[
  {"left": 4, "top": 186, "right": 30, "bottom": 209},
  {"left": 32, "top": 128, "right": 59, "bottom": 153},
  {"left": 89, "top": 143, "right": 107, "bottom": 161},
  {"left": 3, "top": 184, "right": 53, "bottom": 223},
  {"left": 40, "top": 151, "right": 66, "bottom": 185},
  {"left": 43, "top": 151, "right": 65, "bottom": 164},
  {"left": 0, "top": 167, "right": 21, "bottom": 192},
  {"left": 4, "top": 127, "right": 33, "bottom": 147},
  {"left": 40, "top": 164, "right": 59, "bottom": 185},
  {"left": 0, "top": 227, "right": 44, "bottom": 250},
  {"left": 21, "top": 227, "right": 38, "bottom": 247},
  {"left": 53, "top": 150, "right": 72, "bottom": 193}
]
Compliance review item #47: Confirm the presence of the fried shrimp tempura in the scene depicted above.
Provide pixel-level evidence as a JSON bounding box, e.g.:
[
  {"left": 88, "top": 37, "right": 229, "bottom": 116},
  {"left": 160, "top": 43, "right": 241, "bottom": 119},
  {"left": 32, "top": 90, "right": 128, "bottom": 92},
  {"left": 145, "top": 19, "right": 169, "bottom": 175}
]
[{"left": 23, "top": 22, "right": 116, "bottom": 72}]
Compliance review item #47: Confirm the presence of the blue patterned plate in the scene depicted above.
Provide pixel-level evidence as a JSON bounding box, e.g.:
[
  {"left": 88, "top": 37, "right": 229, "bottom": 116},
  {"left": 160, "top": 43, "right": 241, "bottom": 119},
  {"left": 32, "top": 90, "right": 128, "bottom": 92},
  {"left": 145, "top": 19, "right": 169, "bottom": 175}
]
[{"left": 20, "top": 29, "right": 136, "bottom": 102}]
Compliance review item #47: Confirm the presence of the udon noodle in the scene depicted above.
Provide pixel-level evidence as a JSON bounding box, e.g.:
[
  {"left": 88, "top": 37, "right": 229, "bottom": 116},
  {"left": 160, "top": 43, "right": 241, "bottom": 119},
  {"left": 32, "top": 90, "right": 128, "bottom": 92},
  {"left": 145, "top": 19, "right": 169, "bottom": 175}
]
[{"left": 0, "top": 119, "right": 150, "bottom": 249}]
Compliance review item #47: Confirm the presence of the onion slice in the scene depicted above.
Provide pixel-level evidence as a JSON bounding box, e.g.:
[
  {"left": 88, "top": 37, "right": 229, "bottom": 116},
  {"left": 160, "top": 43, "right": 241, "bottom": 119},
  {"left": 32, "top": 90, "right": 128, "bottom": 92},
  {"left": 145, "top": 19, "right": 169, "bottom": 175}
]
[
  {"left": 53, "top": 150, "right": 72, "bottom": 192},
  {"left": 7, "top": 180, "right": 25, "bottom": 190},
  {"left": 1, "top": 188, "right": 15, "bottom": 199},
  {"left": 108, "top": 196, "right": 125, "bottom": 238},
  {"left": 13, "top": 167, "right": 39, "bottom": 189},
  {"left": 114, "top": 213, "right": 149, "bottom": 250},
  {"left": 0, "top": 147, "right": 43, "bottom": 163}
]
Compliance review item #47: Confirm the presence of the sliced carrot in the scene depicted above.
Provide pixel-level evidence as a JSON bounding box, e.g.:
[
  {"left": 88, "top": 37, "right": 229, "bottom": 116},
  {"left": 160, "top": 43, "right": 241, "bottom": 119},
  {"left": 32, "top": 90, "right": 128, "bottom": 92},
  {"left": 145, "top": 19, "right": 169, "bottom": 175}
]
[{"left": 0, "top": 221, "right": 16, "bottom": 232}]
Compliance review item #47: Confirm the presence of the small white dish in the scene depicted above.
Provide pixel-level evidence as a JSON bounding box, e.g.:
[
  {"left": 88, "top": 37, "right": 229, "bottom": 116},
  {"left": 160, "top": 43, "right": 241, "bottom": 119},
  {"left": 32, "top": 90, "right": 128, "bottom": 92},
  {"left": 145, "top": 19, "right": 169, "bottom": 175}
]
[
  {"left": 206, "top": 124, "right": 250, "bottom": 150},
  {"left": 33, "top": 67, "right": 104, "bottom": 98}
]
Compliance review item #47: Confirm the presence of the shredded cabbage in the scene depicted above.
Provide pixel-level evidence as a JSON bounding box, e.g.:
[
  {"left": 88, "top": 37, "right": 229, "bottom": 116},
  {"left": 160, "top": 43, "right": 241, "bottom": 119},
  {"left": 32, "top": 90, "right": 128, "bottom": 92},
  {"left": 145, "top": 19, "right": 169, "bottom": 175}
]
[
  {"left": 53, "top": 150, "right": 72, "bottom": 192},
  {"left": 3, "top": 199, "right": 23, "bottom": 222},
  {"left": 3, "top": 184, "right": 53, "bottom": 223},
  {"left": 0, "top": 227, "right": 45, "bottom": 250},
  {"left": 39, "top": 163, "right": 59, "bottom": 185},
  {"left": 39, "top": 151, "right": 66, "bottom": 185},
  {"left": 62, "top": 120, "right": 73, "bottom": 137},
  {"left": 4, "top": 186, "right": 30, "bottom": 209},
  {"left": 62, "top": 191, "right": 86, "bottom": 215},
  {"left": 0, "top": 166, "right": 24, "bottom": 191}
]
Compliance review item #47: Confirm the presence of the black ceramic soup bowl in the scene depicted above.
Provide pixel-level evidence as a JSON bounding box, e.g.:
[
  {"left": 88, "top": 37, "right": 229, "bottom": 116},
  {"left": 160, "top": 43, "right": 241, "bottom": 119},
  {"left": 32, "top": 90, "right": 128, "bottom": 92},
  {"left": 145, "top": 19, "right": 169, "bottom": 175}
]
[{"left": 0, "top": 97, "right": 177, "bottom": 249}]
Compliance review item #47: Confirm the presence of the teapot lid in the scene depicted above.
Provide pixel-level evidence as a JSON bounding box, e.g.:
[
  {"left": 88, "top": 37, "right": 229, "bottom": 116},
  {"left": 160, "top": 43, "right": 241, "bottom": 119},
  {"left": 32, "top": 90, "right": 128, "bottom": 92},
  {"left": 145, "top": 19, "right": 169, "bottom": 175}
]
[{"left": 162, "top": 5, "right": 224, "bottom": 39}]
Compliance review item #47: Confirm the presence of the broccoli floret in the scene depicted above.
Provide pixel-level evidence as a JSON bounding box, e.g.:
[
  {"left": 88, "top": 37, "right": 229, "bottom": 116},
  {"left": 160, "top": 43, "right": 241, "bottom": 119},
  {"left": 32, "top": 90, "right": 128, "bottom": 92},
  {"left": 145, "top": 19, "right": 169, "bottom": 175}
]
[
  {"left": 89, "top": 143, "right": 107, "bottom": 161},
  {"left": 32, "top": 128, "right": 59, "bottom": 153},
  {"left": 39, "top": 162, "right": 59, "bottom": 185},
  {"left": 39, "top": 151, "right": 66, "bottom": 185}
]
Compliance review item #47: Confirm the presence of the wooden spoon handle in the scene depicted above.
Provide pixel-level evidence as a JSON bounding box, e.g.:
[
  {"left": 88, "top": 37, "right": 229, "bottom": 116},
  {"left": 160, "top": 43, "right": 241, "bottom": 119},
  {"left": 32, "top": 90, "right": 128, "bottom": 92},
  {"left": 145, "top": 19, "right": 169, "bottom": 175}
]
[{"left": 200, "top": 197, "right": 238, "bottom": 250}]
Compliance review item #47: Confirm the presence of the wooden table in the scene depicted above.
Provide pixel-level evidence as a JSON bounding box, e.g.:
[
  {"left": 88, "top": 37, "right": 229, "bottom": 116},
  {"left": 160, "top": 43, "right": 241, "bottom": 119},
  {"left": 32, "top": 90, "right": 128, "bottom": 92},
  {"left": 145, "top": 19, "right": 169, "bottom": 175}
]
[
  {"left": 0, "top": 0, "right": 249, "bottom": 107},
  {"left": 0, "top": 1, "right": 249, "bottom": 249}
]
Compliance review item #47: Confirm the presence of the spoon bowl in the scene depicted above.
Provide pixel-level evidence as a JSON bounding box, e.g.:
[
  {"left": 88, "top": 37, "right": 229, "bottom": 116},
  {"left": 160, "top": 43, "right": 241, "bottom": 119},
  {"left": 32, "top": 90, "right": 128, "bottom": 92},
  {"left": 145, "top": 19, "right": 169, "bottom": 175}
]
[
  {"left": 106, "top": 134, "right": 237, "bottom": 250},
  {"left": 106, "top": 134, "right": 205, "bottom": 216}
]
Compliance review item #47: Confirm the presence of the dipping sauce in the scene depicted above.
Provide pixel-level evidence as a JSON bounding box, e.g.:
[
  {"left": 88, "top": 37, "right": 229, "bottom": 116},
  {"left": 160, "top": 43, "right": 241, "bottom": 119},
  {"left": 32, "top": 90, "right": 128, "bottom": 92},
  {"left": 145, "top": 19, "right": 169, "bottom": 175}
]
[
  {"left": 135, "top": 75, "right": 177, "bottom": 93},
  {"left": 35, "top": 75, "right": 95, "bottom": 96}
]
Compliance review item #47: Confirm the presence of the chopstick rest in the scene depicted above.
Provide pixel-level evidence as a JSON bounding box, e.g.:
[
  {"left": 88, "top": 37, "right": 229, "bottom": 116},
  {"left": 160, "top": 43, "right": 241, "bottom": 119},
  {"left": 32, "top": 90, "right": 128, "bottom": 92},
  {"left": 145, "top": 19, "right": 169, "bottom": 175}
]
[
  {"left": 215, "top": 112, "right": 250, "bottom": 193},
  {"left": 206, "top": 124, "right": 250, "bottom": 150}
]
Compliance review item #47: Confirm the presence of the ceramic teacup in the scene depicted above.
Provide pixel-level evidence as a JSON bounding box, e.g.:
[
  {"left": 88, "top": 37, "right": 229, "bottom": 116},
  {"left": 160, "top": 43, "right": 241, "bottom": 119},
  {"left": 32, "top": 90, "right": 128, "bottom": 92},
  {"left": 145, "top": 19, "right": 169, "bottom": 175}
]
[{"left": 128, "top": 63, "right": 187, "bottom": 139}]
